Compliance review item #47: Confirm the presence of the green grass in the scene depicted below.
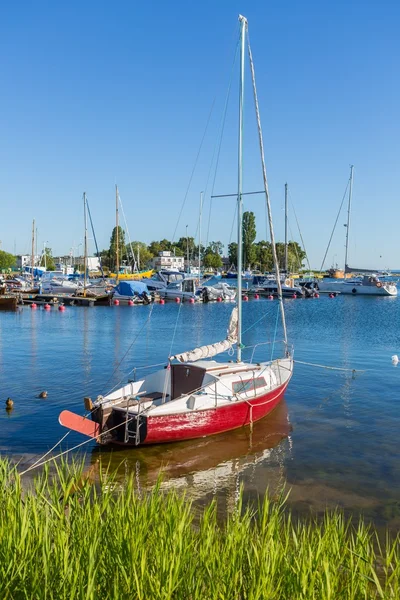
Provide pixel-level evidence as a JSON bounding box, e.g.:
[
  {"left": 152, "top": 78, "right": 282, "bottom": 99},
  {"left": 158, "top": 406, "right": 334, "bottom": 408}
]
[{"left": 0, "top": 458, "right": 399, "bottom": 599}]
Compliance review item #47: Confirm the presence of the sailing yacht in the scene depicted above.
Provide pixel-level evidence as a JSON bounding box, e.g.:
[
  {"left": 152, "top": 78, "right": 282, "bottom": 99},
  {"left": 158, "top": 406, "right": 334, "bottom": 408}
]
[
  {"left": 318, "top": 166, "right": 397, "bottom": 296},
  {"left": 59, "top": 15, "right": 293, "bottom": 447}
]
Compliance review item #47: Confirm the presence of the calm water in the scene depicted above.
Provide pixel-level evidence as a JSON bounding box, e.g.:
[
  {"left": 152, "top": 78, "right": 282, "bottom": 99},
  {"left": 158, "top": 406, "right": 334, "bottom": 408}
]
[{"left": 1, "top": 294, "right": 400, "bottom": 528}]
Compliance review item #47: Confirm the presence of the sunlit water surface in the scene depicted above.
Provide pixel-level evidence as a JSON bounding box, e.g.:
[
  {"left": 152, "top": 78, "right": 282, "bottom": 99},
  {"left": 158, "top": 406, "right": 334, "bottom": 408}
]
[{"left": 1, "top": 294, "right": 400, "bottom": 528}]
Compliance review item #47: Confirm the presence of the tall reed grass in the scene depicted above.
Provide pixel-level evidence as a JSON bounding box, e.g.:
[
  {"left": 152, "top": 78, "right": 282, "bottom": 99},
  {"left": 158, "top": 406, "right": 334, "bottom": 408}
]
[{"left": 0, "top": 458, "right": 399, "bottom": 599}]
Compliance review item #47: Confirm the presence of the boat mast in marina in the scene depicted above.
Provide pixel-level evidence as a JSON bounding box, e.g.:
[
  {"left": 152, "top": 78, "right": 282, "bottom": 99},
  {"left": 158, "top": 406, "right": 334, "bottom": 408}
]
[
  {"left": 83, "top": 192, "right": 88, "bottom": 296},
  {"left": 115, "top": 184, "right": 119, "bottom": 281},
  {"left": 59, "top": 14, "right": 293, "bottom": 447},
  {"left": 31, "top": 219, "right": 35, "bottom": 281},
  {"left": 236, "top": 15, "right": 245, "bottom": 362},
  {"left": 198, "top": 192, "right": 203, "bottom": 278},
  {"left": 284, "top": 183, "right": 288, "bottom": 274},
  {"left": 344, "top": 165, "right": 354, "bottom": 271}
]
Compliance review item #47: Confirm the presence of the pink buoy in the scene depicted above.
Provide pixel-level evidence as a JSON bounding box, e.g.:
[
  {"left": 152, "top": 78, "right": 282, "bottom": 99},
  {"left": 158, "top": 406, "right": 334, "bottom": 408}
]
[
  {"left": 31, "top": 303, "right": 37, "bottom": 309},
  {"left": 314, "top": 293, "right": 320, "bottom": 298},
  {"left": 175, "top": 297, "right": 181, "bottom": 303},
  {"left": 113, "top": 299, "right": 120, "bottom": 305},
  {"left": 329, "top": 293, "right": 334, "bottom": 298},
  {"left": 292, "top": 293, "right": 297, "bottom": 299},
  {"left": 58, "top": 305, "right": 65, "bottom": 312},
  {"left": 268, "top": 294, "right": 273, "bottom": 300},
  {"left": 217, "top": 297, "right": 222, "bottom": 302},
  {"left": 44, "top": 303, "right": 51, "bottom": 310},
  {"left": 254, "top": 294, "right": 259, "bottom": 300},
  {"left": 189, "top": 297, "right": 195, "bottom": 304},
  {"left": 160, "top": 298, "right": 165, "bottom": 305},
  {"left": 128, "top": 299, "right": 134, "bottom": 306},
  {"left": 243, "top": 295, "right": 248, "bottom": 302}
]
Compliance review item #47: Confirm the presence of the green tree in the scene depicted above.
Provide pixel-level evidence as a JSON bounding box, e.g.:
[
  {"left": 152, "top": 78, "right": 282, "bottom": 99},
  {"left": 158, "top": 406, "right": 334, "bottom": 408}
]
[
  {"left": 40, "top": 248, "right": 56, "bottom": 271},
  {"left": 109, "top": 226, "right": 126, "bottom": 271},
  {"left": 176, "top": 236, "right": 196, "bottom": 259},
  {"left": 207, "top": 241, "right": 224, "bottom": 256},
  {"left": 255, "top": 241, "right": 273, "bottom": 272},
  {"left": 203, "top": 252, "right": 223, "bottom": 269},
  {"left": 0, "top": 250, "right": 15, "bottom": 271},
  {"left": 228, "top": 242, "right": 238, "bottom": 267},
  {"left": 242, "top": 211, "right": 257, "bottom": 267},
  {"left": 96, "top": 249, "right": 111, "bottom": 270},
  {"left": 148, "top": 239, "right": 172, "bottom": 256},
  {"left": 275, "top": 241, "right": 306, "bottom": 272},
  {"left": 129, "top": 242, "right": 154, "bottom": 270}
]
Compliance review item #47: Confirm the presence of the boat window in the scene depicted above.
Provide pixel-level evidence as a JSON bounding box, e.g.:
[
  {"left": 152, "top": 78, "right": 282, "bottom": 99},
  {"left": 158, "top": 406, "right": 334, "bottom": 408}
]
[{"left": 232, "top": 377, "right": 267, "bottom": 394}]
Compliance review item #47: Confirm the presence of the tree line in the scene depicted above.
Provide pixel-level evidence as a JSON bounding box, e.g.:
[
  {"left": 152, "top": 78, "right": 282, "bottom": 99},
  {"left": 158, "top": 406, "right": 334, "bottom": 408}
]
[{"left": 97, "top": 210, "right": 306, "bottom": 273}]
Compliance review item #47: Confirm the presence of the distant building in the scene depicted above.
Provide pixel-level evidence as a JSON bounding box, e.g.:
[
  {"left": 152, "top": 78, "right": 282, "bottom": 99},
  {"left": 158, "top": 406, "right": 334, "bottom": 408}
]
[
  {"left": 152, "top": 251, "right": 184, "bottom": 271},
  {"left": 16, "top": 255, "right": 40, "bottom": 268}
]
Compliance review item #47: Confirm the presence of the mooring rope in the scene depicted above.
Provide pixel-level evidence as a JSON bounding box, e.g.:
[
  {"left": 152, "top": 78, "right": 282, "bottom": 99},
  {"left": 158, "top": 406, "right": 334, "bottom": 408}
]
[
  {"left": 19, "top": 417, "right": 135, "bottom": 476},
  {"left": 294, "top": 360, "right": 365, "bottom": 373}
]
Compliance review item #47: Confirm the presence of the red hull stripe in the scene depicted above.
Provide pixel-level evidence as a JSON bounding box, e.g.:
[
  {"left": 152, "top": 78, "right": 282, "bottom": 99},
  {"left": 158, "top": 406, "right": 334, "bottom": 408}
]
[
  {"left": 142, "top": 381, "right": 289, "bottom": 445},
  {"left": 59, "top": 410, "right": 100, "bottom": 439}
]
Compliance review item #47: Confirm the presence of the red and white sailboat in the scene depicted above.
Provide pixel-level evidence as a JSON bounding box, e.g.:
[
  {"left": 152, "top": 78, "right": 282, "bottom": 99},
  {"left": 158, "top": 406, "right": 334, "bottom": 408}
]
[{"left": 59, "top": 15, "right": 293, "bottom": 447}]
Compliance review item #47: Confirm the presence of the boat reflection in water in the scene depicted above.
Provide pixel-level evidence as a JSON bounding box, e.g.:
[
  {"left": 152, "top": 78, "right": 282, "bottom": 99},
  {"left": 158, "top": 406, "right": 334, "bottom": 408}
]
[{"left": 89, "top": 401, "right": 292, "bottom": 511}]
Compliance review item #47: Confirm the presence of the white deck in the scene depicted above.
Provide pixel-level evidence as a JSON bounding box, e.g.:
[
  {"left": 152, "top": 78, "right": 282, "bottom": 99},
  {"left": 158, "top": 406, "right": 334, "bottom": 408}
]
[{"left": 98, "top": 358, "right": 293, "bottom": 417}]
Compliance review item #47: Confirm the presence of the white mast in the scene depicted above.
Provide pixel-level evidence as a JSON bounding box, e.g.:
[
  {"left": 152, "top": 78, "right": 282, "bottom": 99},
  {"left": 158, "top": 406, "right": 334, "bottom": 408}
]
[
  {"left": 31, "top": 219, "right": 35, "bottom": 281},
  {"left": 284, "top": 183, "right": 288, "bottom": 274},
  {"left": 344, "top": 165, "right": 354, "bottom": 272},
  {"left": 83, "top": 192, "right": 88, "bottom": 296},
  {"left": 236, "top": 15, "right": 246, "bottom": 362},
  {"left": 198, "top": 192, "right": 203, "bottom": 278}
]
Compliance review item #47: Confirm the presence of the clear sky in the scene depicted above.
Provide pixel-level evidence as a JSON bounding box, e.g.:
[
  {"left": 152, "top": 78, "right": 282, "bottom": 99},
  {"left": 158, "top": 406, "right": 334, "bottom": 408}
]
[{"left": 1, "top": 0, "right": 399, "bottom": 270}]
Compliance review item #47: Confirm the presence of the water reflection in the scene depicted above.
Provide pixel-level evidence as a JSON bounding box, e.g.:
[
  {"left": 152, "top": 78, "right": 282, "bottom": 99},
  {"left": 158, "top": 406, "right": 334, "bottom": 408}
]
[{"left": 89, "top": 401, "right": 292, "bottom": 509}]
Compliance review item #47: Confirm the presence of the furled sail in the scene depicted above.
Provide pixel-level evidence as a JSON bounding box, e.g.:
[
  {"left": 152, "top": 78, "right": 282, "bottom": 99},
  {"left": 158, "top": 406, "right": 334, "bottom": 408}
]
[{"left": 172, "top": 307, "right": 238, "bottom": 363}]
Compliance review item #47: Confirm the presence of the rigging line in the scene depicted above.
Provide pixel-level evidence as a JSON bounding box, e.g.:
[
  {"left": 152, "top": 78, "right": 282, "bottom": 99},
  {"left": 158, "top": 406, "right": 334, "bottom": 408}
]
[
  {"left": 319, "top": 178, "right": 350, "bottom": 273},
  {"left": 228, "top": 203, "right": 238, "bottom": 247},
  {"left": 86, "top": 199, "right": 105, "bottom": 279},
  {"left": 168, "top": 300, "right": 183, "bottom": 358},
  {"left": 171, "top": 97, "right": 217, "bottom": 244},
  {"left": 205, "top": 33, "right": 241, "bottom": 248},
  {"left": 287, "top": 191, "right": 311, "bottom": 272},
  {"left": 118, "top": 194, "right": 138, "bottom": 271},
  {"left": 103, "top": 304, "right": 155, "bottom": 395},
  {"left": 270, "top": 304, "right": 280, "bottom": 361},
  {"left": 247, "top": 33, "right": 288, "bottom": 347},
  {"left": 287, "top": 220, "right": 304, "bottom": 272}
]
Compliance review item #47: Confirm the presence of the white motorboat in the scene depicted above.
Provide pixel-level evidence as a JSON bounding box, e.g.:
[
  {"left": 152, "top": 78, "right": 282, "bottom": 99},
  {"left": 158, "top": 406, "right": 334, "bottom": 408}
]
[{"left": 317, "top": 274, "right": 397, "bottom": 296}]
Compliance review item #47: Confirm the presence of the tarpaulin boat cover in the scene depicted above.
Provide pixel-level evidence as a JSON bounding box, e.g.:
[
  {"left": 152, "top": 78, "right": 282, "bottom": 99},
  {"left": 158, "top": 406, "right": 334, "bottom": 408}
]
[{"left": 115, "top": 281, "right": 149, "bottom": 296}]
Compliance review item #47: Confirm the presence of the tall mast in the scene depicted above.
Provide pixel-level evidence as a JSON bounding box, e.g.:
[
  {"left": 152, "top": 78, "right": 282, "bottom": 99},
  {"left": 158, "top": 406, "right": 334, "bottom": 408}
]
[
  {"left": 198, "top": 192, "right": 203, "bottom": 277},
  {"left": 83, "top": 192, "right": 88, "bottom": 296},
  {"left": 284, "top": 183, "right": 288, "bottom": 274},
  {"left": 247, "top": 17, "right": 288, "bottom": 346},
  {"left": 115, "top": 185, "right": 119, "bottom": 280},
  {"left": 236, "top": 15, "right": 246, "bottom": 362},
  {"left": 186, "top": 225, "right": 189, "bottom": 274},
  {"left": 31, "top": 219, "right": 35, "bottom": 281},
  {"left": 344, "top": 165, "right": 354, "bottom": 272}
]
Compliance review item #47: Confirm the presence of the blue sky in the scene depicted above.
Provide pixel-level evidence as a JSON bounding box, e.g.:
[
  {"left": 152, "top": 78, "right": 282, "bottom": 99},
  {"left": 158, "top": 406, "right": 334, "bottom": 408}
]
[{"left": 1, "top": 0, "right": 399, "bottom": 269}]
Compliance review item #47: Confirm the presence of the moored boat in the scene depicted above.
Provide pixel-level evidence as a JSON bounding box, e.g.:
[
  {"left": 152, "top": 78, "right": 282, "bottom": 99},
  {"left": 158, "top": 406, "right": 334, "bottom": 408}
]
[{"left": 59, "top": 14, "right": 293, "bottom": 447}]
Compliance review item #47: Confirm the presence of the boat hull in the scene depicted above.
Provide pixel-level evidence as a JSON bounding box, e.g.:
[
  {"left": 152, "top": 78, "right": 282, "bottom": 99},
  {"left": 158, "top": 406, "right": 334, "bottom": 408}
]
[
  {"left": 112, "top": 379, "right": 289, "bottom": 446},
  {"left": 317, "top": 281, "right": 397, "bottom": 296}
]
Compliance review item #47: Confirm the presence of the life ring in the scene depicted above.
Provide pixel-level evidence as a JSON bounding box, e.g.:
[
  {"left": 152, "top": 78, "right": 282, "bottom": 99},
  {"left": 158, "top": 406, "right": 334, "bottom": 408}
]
[{"left": 376, "top": 282, "right": 382, "bottom": 288}]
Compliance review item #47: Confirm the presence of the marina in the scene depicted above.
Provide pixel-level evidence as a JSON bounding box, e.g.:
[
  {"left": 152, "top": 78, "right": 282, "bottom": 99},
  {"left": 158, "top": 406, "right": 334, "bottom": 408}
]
[
  {"left": 2, "top": 293, "right": 400, "bottom": 530},
  {"left": 1, "top": 3, "right": 400, "bottom": 595}
]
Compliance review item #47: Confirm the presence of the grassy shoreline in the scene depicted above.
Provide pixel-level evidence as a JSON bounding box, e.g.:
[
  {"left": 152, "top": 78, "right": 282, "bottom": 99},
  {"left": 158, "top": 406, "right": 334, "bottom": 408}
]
[{"left": 1, "top": 459, "right": 399, "bottom": 599}]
